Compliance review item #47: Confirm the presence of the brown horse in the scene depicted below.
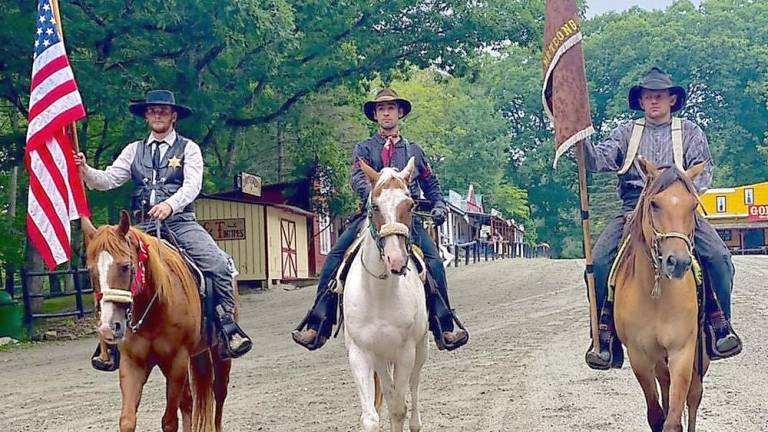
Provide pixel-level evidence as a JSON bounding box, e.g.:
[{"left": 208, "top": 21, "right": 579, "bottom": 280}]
[
  {"left": 613, "top": 157, "right": 710, "bottom": 432},
  {"left": 83, "top": 210, "right": 232, "bottom": 432}
]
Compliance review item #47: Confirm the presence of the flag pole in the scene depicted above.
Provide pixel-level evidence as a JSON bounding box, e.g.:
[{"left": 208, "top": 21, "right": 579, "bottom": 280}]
[
  {"left": 575, "top": 141, "right": 599, "bottom": 352},
  {"left": 50, "top": 0, "right": 107, "bottom": 364},
  {"left": 49, "top": 0, "right": 82, "bottom": 155}
]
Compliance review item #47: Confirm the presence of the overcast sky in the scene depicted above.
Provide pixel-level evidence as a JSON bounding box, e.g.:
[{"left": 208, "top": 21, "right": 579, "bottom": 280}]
[{"left": 586, "top": 0, "right": 703, "bottom": 17}]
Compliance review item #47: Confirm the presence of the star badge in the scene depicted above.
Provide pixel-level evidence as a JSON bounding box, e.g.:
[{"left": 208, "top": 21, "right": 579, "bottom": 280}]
[{"left": 167, "top": 156, "right": 182, "bottom": 169}]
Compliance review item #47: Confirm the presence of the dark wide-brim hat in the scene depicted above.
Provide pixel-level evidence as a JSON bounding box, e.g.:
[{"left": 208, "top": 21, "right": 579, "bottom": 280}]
[
  {"left": 129, "top": 90, "right": 192, "bottom": 119},
  {"left": 628, "top": 67, "right": 687, "bottom": 112},
  {"left": 363, "top": 88, "right": 412, "bottom": 122}
]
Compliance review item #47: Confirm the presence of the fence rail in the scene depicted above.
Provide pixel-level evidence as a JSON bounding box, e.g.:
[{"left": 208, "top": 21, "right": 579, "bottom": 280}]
[{"left": 20, "top": 267, "right": 93, "bottom": 337}]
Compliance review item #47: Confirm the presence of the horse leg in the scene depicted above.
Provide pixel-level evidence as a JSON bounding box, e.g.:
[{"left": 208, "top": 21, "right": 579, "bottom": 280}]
[
  {"left": 118, "top": 357, "right": 151, "bottom": 432},
  {"left": 160, "top": 350, "right": 191, "bottom": 432},
  {"left": 389, "top": 346, "right": 416, "bottom": 432},
  {"left": 662, "top": 346, "right": 695, "bottom": 432},
  {"left": 409, "top": 337, "right": 428, "bottom": 432},
  {"left": 655, "top": 361, "right": 671, "bottom": 415},
  {"left": 213, "top": 348, "right": 232, "bottom": 432},
  {"left": 180, "top": 377, "right": 193, "bottom": 432},
  {"left": 687, "top": 356, "right": 709, "bottom": 432},
  {"left": 627, "top": 348, "right": 665, "bottom": 432},
  {"left": 348, "top": 342, "right": 379, "bottom": 432}
]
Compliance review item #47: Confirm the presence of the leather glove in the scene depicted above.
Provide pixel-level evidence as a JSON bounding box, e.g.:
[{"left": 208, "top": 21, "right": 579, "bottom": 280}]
[{"left": 431, "top": 206, "right": 447, "bottom": 226}]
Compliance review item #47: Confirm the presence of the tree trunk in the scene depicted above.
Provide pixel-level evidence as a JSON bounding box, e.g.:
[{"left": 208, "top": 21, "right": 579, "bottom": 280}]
[{"left": 277, "top": 122, "right": 285, "bottom": 182}]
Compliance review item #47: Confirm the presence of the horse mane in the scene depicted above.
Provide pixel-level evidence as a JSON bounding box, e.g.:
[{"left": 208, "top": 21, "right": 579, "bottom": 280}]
[
  {"left": 620, "top": 167, "right": 699, "bottom": 278},
  {"left": 87, "top": 225, "right": 198, "bottom": 307}
]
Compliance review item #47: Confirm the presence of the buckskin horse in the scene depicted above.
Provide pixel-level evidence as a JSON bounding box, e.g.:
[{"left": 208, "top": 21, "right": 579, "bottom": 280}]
[
  {"left": 83, "top": 211, "right": 232, "bottom": 432},
  {"left": 343, "top": 157, "right": 429, "bottom": 432},
  {"left": 613, "top": 157, "right": 710, "bottom": 432}
]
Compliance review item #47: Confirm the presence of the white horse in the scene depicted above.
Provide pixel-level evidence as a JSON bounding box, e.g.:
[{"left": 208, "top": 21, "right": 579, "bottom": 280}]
[{"left": 343, "top": 157, "right": 429, "bottom": 432}]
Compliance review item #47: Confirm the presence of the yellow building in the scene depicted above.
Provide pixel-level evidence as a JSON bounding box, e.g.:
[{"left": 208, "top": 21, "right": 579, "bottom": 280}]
[
  {"left": 699, "top": 181, "right": 768, "bottom": 253},
  {"left": 195, "top": 194, "right": 312, "bottom": 285}
]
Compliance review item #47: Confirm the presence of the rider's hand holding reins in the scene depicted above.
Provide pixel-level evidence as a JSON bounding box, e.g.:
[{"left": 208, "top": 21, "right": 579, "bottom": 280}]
[
  {"left": 431, "top": 206, "right": 447, "bottom": 226},
  {"left": 148, "top": 202, "right": 173, "bottom": 221}
]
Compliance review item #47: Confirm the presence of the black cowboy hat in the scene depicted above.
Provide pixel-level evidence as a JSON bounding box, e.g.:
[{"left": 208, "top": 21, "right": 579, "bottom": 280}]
[
  {"left": 129, "top": 90, "right": 192, "bottom": 119},
  {"left": 363, "top": 88, "right": 412, "bottom": 122},
  {"left": 628, "top": 67, "right": 687, "bottom": 112}
]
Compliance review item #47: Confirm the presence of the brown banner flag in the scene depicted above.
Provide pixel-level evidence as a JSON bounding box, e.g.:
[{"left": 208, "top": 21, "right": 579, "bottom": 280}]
[{"left": 542, "top": 0, "right": 594, "bottom": 167}]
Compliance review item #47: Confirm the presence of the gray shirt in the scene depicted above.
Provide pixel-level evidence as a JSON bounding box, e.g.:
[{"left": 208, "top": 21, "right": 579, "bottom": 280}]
[{"left": 585, "top": 118, "right": 713, "bottom": 202}]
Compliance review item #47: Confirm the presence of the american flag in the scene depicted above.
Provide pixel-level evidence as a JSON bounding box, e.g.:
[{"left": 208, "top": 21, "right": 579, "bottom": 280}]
[{"left": 25, "top": 0, "right": 89, "bottom": 270}]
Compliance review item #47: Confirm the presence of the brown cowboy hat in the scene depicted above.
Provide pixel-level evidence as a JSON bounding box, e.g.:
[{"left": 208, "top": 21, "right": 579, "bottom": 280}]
[
  {"left": 363, "top": 88, "right": 412, "bottom": 122},
  {"left": 129, "top": 90, "right": 192, "bottom": 119},
  {"left": 628, "top": 67, "right": 687, "bottom": 112}
]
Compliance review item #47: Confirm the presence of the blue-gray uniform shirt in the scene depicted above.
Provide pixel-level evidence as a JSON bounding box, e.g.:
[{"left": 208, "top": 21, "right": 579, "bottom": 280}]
[{"left": 584, "top": 118, "right": 714, "bottom": 207}]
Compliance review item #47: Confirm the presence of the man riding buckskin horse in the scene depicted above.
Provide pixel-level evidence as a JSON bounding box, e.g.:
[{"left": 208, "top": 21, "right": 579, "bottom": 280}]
[
  {"left": 584, "top": 67, "right": 742, "bottom": 370},
  {"left": 74, "top": 90, "right": 252, "bottom": 370},
  {"left": 292, "top": 88, "right": 469, "bottom": 351}
]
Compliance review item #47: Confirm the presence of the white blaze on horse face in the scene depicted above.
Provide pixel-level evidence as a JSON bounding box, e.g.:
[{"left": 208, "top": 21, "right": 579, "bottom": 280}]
[
  {"left": 378, "top": 187, "right": 409, "bottom": 273},
  {"left": 97, "top": 251, "right": 127, "bottom": 342}
]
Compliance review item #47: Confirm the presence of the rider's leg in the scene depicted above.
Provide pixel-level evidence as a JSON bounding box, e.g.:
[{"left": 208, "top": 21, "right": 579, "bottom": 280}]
[
  {"left": 412, "top": 223, "right": 468, "bottom": 351},
  {"left": 585, "top": 214, "right": 626, "bottom": 370},
  {"left": 292, "top": 215, "right": 366, "bottom": 350},
  {"left": 169, "top": 213, "right": 253, "bottom": 359},
  {"left": 694, "top": 214, "right": 741, "bottom": 359}
]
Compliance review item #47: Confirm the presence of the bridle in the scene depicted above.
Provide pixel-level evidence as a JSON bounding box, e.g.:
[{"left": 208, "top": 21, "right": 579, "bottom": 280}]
[
  {"left": 93, "top": 232, "right": 157, "bottom": 333},
  {"left": 364, "top": 195, "right": 413, "bottom": 279},
  {"left": 643, "top": 195, "right": 696, "bottom": 299}
]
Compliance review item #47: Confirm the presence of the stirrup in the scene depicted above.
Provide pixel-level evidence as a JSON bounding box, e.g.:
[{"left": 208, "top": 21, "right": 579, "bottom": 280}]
[
  {"left": 704, "top": 323, "right": 742, "bottom": 360},
  {"left": 219, "top": 321, "right": 252, "bottom": 359},
  {"left": 291, "top": 311, "right": 332, "bottom": 351},
  {"left": 91, "top": 343, "right": 120, "bottom": 372},
  {"left": 428, "top": 310, "right": 469, "bottom": 351}
]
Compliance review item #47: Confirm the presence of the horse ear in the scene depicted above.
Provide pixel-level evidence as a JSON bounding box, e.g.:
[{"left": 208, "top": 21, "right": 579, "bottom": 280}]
[
  {"left": 81, "top": 217, "right": 96, "bottom": 243},
  {"left": 637, "top": 156, "right": 659, "bottom": 180},
  {"left": 399, "top": 157, "right": 417, "bottom": 183},
  {"left": 686, "top": 161, "right": 707, "bottom": 181},
  {"left": 358, "top": 158, "right": 379, "bottom": 184},
  {"left": 118, "top": 209, "right": 131, "bottom": 236}
]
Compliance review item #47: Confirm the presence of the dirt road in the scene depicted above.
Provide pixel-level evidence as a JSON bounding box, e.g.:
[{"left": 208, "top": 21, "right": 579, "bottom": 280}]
[{"left": 1, "top": 257, "right": 765, "bottom": 431}]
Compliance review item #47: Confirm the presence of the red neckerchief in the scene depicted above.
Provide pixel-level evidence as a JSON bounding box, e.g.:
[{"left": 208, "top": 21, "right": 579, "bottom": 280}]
[{"left": 379, "top": 128, "right": 400, "bottom": 167}]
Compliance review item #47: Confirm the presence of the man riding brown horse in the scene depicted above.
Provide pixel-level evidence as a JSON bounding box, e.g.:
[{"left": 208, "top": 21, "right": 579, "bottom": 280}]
[
  {"left": 291, "top": 88, "right": 469, "bottom": 352},
  {"left": 584, "top": 67, "right": 742, "bottom": 370},
  {"left": 75, "top": 90, "right": 252, "bottom": 370}
]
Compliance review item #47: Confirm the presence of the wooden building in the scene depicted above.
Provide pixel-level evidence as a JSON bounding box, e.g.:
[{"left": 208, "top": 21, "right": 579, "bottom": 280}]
[
  {"left": 699, "top": 181, "right": 768, "bottom": 254},
  {"left": 195, "top": 173, "right": 338, "bottom": 285}
]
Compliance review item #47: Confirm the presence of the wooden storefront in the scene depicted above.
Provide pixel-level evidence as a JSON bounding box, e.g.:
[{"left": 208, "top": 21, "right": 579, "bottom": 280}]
[
  {"left": 196, "top": 195, "right": 313, "bottom": 284},
  {"left": 700, "top": 181, "right": 768, "bottom": 254}
]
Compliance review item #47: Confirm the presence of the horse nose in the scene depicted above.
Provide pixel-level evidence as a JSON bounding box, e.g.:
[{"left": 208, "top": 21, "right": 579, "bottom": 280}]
[
  {"left": 112, "top": 321, "right": 125, "bottom": 339},
  {"left": 663, "top": 253, "right": 691, "bottom": 279}
]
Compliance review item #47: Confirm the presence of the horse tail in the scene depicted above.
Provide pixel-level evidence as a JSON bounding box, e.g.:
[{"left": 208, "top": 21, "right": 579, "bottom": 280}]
[
  {"left": 190, "top": 350, "right": 215, "bottom": 432},
  {"left": 373, "top": 371, "right": 383, "bottom": 414}
]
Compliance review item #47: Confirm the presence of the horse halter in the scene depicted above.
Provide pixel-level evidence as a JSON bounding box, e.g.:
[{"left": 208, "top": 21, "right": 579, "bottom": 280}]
[
  {"left": 93, "top": 233, "right": 156, "bottom": 333},
  {"left": 365, "top": 197, "right": 413, "bottom": 278}
]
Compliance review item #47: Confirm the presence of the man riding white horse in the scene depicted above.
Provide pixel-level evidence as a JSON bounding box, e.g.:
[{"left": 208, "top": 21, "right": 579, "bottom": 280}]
[
  {"left": 292, "top": 88, "right": 469, "bottom": 352},
  {"left": 584, "top": 68, "right": 742, "bottom": 370},
  {"left": 75, "top": 90, "right": 252, "bottom": 370}
]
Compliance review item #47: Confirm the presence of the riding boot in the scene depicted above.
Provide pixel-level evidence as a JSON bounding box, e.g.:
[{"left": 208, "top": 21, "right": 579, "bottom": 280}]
[
  {"left": 425, "top": 275, "right": 468, "bottom": 351},
  {"left": 291, "top": 284, "right": 338, "bottom": 351},
  {"left": 704, "top": 287, "right": 742, "bottom": 360},
  {"left": 216, "top": 305, "right": 253, "bottom": 359},
  {"left": 90, "top": 340, "right": 120, "bottom": 372},
  {"left": 585, "top": 300, "right": 623, "bottom": 370}
]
